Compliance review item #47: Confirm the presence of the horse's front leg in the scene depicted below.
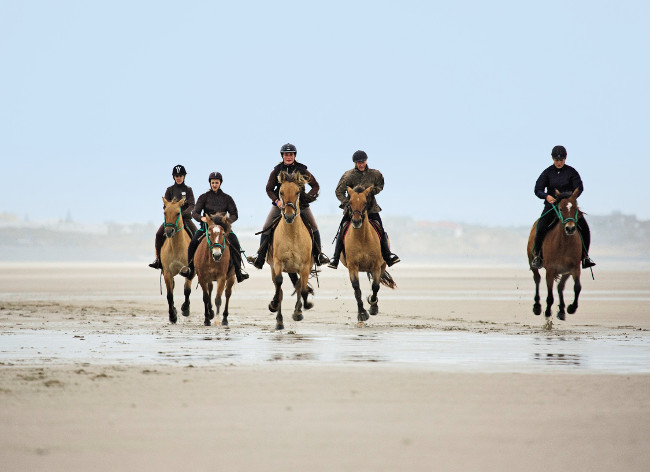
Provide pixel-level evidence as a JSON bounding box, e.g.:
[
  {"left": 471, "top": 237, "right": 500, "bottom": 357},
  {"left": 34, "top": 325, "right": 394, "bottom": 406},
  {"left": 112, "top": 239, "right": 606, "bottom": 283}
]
[
  {"left": 215, "top": 277, "right": 225, "bottom": 325},
  {"left": 367, "top": 273, "right": 380, "bottom": 316},
  {"left": 222, "top": 277, "right": 235, "bottom": 325},
  {"left": 202, "top": 281, "right": 214, "bottom": 326},
  {"left": 164, "top": 274, "right": 177, "bottom": 324},
  {"left": 350, "top": 271, "right": 369, "bottom": 322},
  {"left": 567, "top": 273, "right": 581, "bottom": 315},
  {"left": 531, "top": 268, "right": 542, "bottom": 316},
  {"left": 181, "top": 278, "right": 191, "bottom": 317},
  {"left": 544, "top": 271, "right": 555, "bottom": 318},
  {"left": 270, "top": 272, "right": 284, "bottom": 330},
  {"left": 556, "top": 274, "right": 569, "bottom": 320}
]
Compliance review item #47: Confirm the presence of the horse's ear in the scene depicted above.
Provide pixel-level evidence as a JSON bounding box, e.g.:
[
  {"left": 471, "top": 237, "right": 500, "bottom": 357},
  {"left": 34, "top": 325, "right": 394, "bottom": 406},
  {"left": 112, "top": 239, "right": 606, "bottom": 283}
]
[
  {"left": 162, "top": 197, "right": 169, "bottom": 206},
  {"left": 571, "top": 188, "right": 580, "bottom": 199},
  {"left": 363, "top": 186, "right": 374, "bottom": 196},
  {"left": 277, "top": 170, "right": 287, "bottom": 184},
  {"left": 347, "top": 186, "right": 354, "bottom": 197},
  {"left": 554, "top": 189, "right": 561, "bottom": 197},
  {"left": 178, "top": 197, "right": 186, "bottom": 206}
]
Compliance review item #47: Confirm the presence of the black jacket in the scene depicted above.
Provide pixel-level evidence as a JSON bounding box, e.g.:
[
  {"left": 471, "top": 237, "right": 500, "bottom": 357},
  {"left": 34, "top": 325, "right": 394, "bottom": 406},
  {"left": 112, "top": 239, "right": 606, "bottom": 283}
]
[
  {"left": 164, "top": 183, "right": 195, "bottom": 221},
  {"left": 192, "top": 189, "right": 238, "bottom": 224},
  {"left": 534, "top": 164, "right": 584, "bottom": 210}
]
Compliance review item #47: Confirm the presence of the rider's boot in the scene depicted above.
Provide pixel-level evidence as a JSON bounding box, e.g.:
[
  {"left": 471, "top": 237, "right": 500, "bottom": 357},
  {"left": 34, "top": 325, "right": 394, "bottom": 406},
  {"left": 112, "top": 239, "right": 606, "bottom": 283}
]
[
  {"left": 148, "top": 258, "right": 162, "bottom": 269},
  {"left": 582, "top": 256, "right": 596, "bottom": 269},
  {"left": 380, "top": 232, "right": 400, "bottom": 267},
  {"left": 312, "top": 230, "right": 330, "bottom": 266},
  {"left": 246, "top": 233, "right": 269, "bottom": 269},
  {"left": 327, "top": 231, "right": 344, "bottom": 269}
]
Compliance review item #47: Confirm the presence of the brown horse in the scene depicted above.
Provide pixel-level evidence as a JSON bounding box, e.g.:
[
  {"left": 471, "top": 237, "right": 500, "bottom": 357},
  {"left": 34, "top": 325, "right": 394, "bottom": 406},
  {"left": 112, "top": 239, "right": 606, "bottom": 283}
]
[
  {"left": 160, "top": 197, "right": 192, "bottom": 323},
  {"left": 267, "top": 171, "right": 314, "bottom": 330},
  {"left": 341, "top": 186, "right": 396, "bottom": 323},
  {"left": 527, "top": 188, "right": 583, "bottom": 321},
  {"left": 194, "top": 213, "right": 236, "bottom": 327}
]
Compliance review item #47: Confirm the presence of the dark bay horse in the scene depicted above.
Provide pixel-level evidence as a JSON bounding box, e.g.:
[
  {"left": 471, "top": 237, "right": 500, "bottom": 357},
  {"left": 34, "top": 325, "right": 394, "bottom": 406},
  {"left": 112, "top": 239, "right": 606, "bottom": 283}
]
[
  {"left": 340, "top": 186, "right": 396, "bottom": 323},
  {"left": 267, "top": 171, "right": 314, "bottom": 330},
  {"left": 160, "top": 197, "right": 192, "bottom": 323},
  {"left": 194, "top": 213, "right": 236, "bottom": 326},
  {"left": 526, "top": 188, "right": 583, "bottom": 321}
]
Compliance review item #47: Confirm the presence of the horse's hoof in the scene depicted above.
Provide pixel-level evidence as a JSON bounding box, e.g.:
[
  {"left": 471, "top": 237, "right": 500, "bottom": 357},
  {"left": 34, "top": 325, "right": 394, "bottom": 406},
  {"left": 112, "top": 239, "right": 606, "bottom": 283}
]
[
  {"left": 293, "top": 312, "right": 303, "bottom": 322},
  {"left": 181, "top": 304, "right": 190, "bottom": 317},
  {"left": 567, "top": 304, "right": 577, "bottom": 314},
  {"left": 269, "top": 301, "right": 279, "bottom": 313},
  {"left": 356, "top": 321, "right": 365, "bottom": 328},
  {"left": 304, "top": 301, "right": 313, "bottom": 310},
  {"left": 557, "top": 312, "right": 566, "bottom": 321},
  {"left": 204, "top": 319, "right": 211, "bottom": 326},
  {"left": 208, "top": 310, "right": 215, "bottom": 321},
  {"left": 221, "top": 318, "right": 229, "bottom": 326},
  {"left": 276, "top": 323, "right": 284, "bottom": 331},
  {"left": 369, "top": 304, "right": 378, "bottom": 316},
  {"left": 169, "top": 307, "right": 177, "bottom": 324},
  {"left": 358, "top": 310, "right": 369, "bottom": 322},
  {"left": 533, "top": 304, "right": 541, "bottom": 316}
]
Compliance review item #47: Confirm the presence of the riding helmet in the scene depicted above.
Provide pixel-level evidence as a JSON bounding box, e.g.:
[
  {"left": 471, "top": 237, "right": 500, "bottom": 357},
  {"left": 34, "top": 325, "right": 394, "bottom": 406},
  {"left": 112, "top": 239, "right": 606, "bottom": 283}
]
[
  {"left": 208, "top": 171, "right": 223, "bottom": 183},
  {"left": 551, "top": 145, "right": 567, "bottom": 160},
  {"left": 280, "top": 143, "right": 297, "bottom": 155},
  {"left": 352, "top": 150, "right": 368, "bottom": 162},
  {"left": 172, "top": 164, "right": 187, "bottom": 176}
]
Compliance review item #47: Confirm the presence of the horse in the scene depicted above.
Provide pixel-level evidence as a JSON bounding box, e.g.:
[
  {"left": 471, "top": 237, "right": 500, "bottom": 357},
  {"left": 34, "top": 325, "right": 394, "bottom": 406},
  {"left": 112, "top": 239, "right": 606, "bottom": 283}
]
[
  {"left": 194, "top": 213, "right": 236, "bottom": 327},
  {"left": 340, "top": 185, "right": 396, "bottom": 323},
  {"left": 526, "top": 188, "right": 583, "bottom": 321},
  {"left": 160, "top": 197, "right": 192, "bottom": 324},
  {"left": 267, "top": 171, "right": 314, "bottom": 330}
]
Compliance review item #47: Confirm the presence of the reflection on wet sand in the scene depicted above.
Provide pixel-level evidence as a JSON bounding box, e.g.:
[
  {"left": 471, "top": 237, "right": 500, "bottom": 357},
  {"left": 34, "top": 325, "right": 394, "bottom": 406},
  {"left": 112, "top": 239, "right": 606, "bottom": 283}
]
[{"left": 1, "top": 329, "right": 648, "bottom": 374}]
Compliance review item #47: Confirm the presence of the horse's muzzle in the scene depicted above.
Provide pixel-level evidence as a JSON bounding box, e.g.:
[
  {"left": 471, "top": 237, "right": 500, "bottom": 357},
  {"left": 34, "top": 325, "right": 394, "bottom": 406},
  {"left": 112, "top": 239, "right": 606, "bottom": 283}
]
[
  {"left": 211, "top": 250, "right": 223, "bottom": 262},
  {"left": 164, "top": 228, "right": 176, "bottom": 239},
  {"left": 282, "top": 212, "right": 297, "bottom": 224},
  {"left": 564, "top": 223, "right": 577, "bottom": 235},
  {"left": 351, "top": 218, "right": 363, "bottom": 229}
]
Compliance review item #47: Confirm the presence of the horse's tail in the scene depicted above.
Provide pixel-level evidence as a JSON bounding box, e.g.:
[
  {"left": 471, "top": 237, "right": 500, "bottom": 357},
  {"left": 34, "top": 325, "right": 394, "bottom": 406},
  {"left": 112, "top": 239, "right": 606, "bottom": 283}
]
[{"left": 380, "top": 270, "right": 397, "bottom": 289}]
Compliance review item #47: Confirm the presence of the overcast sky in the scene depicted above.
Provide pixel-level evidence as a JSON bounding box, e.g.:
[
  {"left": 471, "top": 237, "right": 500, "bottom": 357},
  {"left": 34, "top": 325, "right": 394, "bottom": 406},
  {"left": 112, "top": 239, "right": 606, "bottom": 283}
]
[{"left": 2, "top": 0, "right": 649, "bottom": 229}]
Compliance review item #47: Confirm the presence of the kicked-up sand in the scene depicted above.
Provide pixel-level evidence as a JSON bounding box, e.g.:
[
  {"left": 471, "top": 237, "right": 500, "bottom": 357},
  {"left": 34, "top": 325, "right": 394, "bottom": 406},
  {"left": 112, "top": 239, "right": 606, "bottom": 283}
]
[{"left": 1, "top": 262, "right": 649, "bottom": 471}]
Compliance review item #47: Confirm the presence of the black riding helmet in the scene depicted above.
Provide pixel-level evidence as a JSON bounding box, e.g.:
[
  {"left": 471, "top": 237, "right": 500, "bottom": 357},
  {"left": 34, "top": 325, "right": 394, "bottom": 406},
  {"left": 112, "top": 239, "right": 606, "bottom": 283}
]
[
  {"left": 551, "top": 145, "right": 567, "bottom": 160},
  {"left": 172, "top": 164, "right": 187, "bottom": 176},
  {"left": 208, "top": 171, "right": 223, "bottom": 183},
  {"left": 280, "top": 143, "right": 297, "bottom": 155},
  {"left": 352, "top": 150, "right": 368, "bottom": 162}
]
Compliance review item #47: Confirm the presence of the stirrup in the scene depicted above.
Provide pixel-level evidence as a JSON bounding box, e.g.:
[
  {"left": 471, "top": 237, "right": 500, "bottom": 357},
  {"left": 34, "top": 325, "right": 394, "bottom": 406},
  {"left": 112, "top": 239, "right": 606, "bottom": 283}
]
[
  {"left": 582, "top": 257, "right": 596, "bottom": 269},
  {"left": 316, "top": 253, "right": 330, "bottom": 266},
  {"left": 385, "top": 254, "right": 400, "bottom": 267},
  {"left": 327, "top": 259, "right": 339, "bottom": 269}
]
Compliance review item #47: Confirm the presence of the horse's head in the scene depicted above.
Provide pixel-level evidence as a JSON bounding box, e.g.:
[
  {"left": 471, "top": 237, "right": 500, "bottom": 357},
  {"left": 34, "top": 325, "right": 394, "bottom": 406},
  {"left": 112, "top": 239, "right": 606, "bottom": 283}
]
[
  {"left": 278, "top": 171, "right": 306, "bottom": 224},
  {"left": 205, "top": 213, "right": 230, "bottom": 262},
  {"left": 162, "top": 197, "right": 186, "bottom": 238},
  {"left": 347, "top": 185, "right": 373, "bottom": 229},
  {"left": 554, "top": 188, "right": 581, "bottom": 236}
]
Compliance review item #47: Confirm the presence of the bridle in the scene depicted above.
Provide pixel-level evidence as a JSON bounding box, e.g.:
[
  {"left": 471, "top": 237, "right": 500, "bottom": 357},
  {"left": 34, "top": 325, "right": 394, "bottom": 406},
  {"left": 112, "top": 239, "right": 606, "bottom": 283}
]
[
  {"left": 204, "top": 222, "right": 226, "bottom": 253},
  {"left": 164, "top": 210, "right": 182, "bottom": 234},
  {"left": 551, "top": 202, "right": 580, "bottom": 226}
]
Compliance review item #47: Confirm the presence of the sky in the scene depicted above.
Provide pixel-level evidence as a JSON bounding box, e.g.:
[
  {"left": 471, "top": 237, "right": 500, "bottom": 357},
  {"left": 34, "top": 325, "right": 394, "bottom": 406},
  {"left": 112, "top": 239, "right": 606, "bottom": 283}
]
[{"left": 1, "top": 0, "right": 649, "bottom": 229}]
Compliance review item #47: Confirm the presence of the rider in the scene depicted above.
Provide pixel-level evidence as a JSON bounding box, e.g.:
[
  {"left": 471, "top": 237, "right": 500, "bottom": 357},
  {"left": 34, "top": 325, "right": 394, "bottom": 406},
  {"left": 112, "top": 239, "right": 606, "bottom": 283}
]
[
  {"left": 149, "top": 164, "right": 196, "bottom": 269},
  {"left": 531, "top": 145, "right": 596, "bottom": 270},
  {"left": 246, "top": 143, "right": 330, "bottom": 269},
  {"left": 327, "top": 150, "right": 400, "bottom": 269},
  {"left": 179, "top": 171, "right": 249, "bottom": 282}
]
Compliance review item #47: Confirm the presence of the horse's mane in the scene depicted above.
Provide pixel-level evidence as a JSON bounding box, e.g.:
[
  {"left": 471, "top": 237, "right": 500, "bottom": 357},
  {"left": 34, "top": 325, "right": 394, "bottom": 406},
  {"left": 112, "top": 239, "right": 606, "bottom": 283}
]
[
  {"left": 207, "top": 212, "right": 232, "bottom": 233},
  {"left": 278, "top": 171, "right": 306, "bottom": 187},
  {"left": 352, "top": 186, "right": 365, "bottom": 194}
]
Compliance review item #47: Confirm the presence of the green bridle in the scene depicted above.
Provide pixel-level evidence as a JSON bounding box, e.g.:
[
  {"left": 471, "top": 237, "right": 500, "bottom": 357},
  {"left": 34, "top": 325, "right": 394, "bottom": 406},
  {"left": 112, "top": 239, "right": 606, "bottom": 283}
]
[
  {"left": 164, "top": 211, "right": 182, "bottom": 234},
  {"left": 551, "top": 203, "right": 580, "bottom": 225},
  {"left": 204, "top": 222, "right": 226, "bottom": 252}
]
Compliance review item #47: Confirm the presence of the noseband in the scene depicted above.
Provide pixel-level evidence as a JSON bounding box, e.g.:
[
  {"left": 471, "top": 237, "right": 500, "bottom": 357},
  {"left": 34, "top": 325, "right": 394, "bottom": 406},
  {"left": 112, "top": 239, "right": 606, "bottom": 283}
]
[
  {"left": 552, "top": 203, "right": 579, "bottom": 226},
  {"left": 164, "top": 211, "right": 182, "bottom": 234},
  {"left": 204, "top": 223, "right": 226, "bottom": 253}
]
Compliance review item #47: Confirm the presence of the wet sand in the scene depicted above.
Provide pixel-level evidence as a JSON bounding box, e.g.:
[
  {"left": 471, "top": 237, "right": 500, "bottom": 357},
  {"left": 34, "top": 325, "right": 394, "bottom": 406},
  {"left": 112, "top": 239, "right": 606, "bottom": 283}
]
[{"left": 1, "top": 263, "right": 649, "bottom": 471}]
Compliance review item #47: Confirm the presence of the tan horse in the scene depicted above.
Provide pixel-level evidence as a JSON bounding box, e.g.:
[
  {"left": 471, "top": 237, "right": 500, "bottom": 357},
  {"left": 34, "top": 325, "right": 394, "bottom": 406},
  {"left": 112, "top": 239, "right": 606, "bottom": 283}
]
[
  {"left": 527, "top": 188, "right": 583, "bottom": 321},
  {"left": 160, "top": 197, "right": 192, "bottom": 323},
  {"left": 267, "top": 171, "right": 314, "bottom": 330},
  {"left": 194, "top": 213, "right": 236, "bottom": 327},
  {"left": 341, "top": 186, "right": 396, "bottom": 323}
]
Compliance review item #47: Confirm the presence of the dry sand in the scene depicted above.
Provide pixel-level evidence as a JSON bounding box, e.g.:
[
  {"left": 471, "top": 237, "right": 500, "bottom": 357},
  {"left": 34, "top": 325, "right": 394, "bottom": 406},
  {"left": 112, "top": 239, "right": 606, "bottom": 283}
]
[{"left": 1, "top": 262, "right": 649, "bottom": 471}]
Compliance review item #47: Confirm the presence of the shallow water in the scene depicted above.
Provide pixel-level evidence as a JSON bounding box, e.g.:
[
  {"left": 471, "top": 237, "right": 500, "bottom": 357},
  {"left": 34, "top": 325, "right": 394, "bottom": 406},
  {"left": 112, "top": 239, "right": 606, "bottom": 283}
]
[{"left": 2, "top": 328, "right": 648, "bottom": 373}]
